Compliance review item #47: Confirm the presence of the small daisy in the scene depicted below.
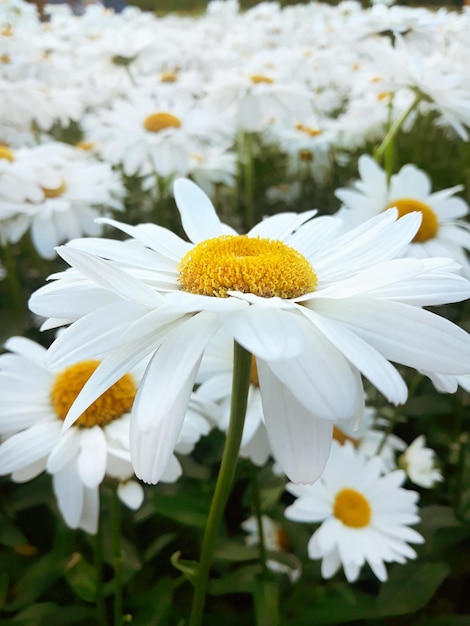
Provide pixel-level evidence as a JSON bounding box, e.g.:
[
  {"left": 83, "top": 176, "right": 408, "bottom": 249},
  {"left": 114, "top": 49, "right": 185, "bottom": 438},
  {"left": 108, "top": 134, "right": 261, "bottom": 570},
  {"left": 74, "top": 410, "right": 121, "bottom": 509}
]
[
  {"left": 285, "top": 440, "right": 424, "bottom": 583},
  {"left": 241, "top": 514, "right": 301, "bottom": 583},
  {"left": 0, "top": 142, "right": 125, "bottom": 259},
  {"left": 398, "top": 436, "right": 443, "bottom": 489},
  {"left": 335, "top": 154, "right": 470, "bottom": 276},
  {"left": 0, "top": 336, "right": 211, "bottom": 534},
  {"left": 29, "top": 179, "right": 470, "bottom": 486}
]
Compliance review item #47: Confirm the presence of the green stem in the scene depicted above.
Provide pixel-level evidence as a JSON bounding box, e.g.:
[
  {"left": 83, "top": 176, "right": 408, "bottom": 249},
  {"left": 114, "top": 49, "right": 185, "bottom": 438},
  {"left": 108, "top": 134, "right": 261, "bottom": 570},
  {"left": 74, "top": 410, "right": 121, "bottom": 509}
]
[
  {"left": 374, "top": 95, "right": 421, "bottom": 165},
  {"left": 93, "top": 512, "right": 108, "bottom": 626},
  {"left": 110, "top": 489, "right": 123, "bottom": 626},
  {"left": 249, "top": 464, "right": 268, "bottom": 578},
  {"left": 189, "top": 341, "right": 252, "bottom": 626},
  {"left": 1, "top": 242, "right": 24, "bottom": 326}
]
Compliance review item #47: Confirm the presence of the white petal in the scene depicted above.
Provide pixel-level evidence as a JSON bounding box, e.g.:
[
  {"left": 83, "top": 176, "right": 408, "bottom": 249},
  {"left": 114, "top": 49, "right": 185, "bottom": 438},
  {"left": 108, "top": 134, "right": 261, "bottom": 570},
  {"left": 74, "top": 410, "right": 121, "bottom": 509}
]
[
  {"left": 248, "top": 210, "right": 317, "bottom": 240},
  {"left": 77, "top": 427, "right": 107, "bottom": 489},
  {"left": 258, "top": 361, "right": 333, "bottom": 483},
  {"left": 52, "top": 462, "right": 84, "bottom": 529},
  {"left": 316, "top": 298, "right": 470, "bottom": 374},
  {"left": 173, "top": 178, "right": 223, "bottom": 243},
  {"left": 3, "top": 336, "right": 47, "bottom": 366},
  {"left": 0, "top": 422, "right": 61, "bottom": 475},
  {"left": 301, "top": 307, "right": 408, "bottom": 404},
  {"left": 46, "top": 429, "right": 81, "bottom": 473},
  {"left": 79, "top": 486, "right": 99, "bottom": 535},
  {"left": 118, "top": 480, "right": 144, "bottom": 510},
  {"left": 221, "top": 305, "right": 305, "bottom": 361}
]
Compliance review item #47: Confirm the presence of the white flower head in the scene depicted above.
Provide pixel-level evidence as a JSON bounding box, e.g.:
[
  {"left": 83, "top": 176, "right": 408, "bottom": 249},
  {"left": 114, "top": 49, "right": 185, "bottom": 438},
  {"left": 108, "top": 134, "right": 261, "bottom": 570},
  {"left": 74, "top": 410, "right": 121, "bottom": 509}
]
[
  {"left": 398, "top": 435, "right": 443, "bottom": 488},
  {"left": 0, "top": 336, "right": 210, "bottom": 533},
  {"left": 285, "top": 441, "right": 424, "bottom": 583},
  {"left": 335, "top": 155, "right": 470, "bottom": 276},
  {"left": 29, "top": 179, "right": 470, "bottom": 486}
]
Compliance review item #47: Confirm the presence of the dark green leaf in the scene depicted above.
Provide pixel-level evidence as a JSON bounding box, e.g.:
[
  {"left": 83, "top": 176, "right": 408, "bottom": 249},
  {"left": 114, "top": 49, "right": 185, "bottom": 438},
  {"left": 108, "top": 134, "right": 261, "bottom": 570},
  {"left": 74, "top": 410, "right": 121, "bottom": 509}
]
[
  {"left": 170, "top": 551, "right": 198, "bottom": 586},
  {"left": 63, "top": 552, "right": 97, "bottom": 603}
]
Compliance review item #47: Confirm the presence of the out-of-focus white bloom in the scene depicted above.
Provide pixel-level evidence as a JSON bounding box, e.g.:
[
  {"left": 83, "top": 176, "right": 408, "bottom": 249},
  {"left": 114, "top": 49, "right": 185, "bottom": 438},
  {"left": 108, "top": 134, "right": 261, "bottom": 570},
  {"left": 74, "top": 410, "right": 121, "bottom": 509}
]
[
  {"left": 0, "top": 142, "right": 125, "bottom": 258},
  {"left": 241, "top": 514, "right": 301, "bottom": 583},
  {"left": 398, "top": 435, "right": 443, "bottom": 488},
  {"left": 285, "top": 440, "right": 424, "bottom": 583},
  {"left": 335, "top": 155, "right": 470, "bottom": 276}
]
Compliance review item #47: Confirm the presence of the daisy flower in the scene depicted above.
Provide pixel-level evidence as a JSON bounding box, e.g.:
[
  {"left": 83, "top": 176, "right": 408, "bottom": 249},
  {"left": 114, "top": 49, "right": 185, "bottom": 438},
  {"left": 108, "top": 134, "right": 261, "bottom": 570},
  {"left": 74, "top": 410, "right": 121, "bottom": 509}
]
[
  {"left": 1, "top": 142, "right": 125, "bottom": 259},
  {"left": 335, "top": 154, "right": 470, "bottom": 276},
  {"left": 29, "top": 178, "right": 470, "bottom": 486},
  {"left": 0, "top": 336, "right": 211, "bottom": 534},
  {"left": 398, "top": 435, "right": 443, "bottom": 489},
  {"left": 285, "top": 440, "right": 424, "bottom": 583},
  {"left": 241, "top": 514, "right": 301, "bottom": 583}
]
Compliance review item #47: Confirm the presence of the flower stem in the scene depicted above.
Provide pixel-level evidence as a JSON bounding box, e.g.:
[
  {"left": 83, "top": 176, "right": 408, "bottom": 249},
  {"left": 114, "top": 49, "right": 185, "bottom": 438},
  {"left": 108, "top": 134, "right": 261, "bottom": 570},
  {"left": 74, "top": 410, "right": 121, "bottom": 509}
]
[
  {"left": 374, "top": 95, "right": 421, "bottom": 165},
  {"left": 248, "top": 463, "right": 268, "bottom": 577},
  {"left": 110, "top": 488, "right": 123, "bottom": 626},
  {"left": 93, "top": 512, "right": 108, "bottom": 626},
  {"left": 189, "top": 341, "right": 252, "bottom": 626}
]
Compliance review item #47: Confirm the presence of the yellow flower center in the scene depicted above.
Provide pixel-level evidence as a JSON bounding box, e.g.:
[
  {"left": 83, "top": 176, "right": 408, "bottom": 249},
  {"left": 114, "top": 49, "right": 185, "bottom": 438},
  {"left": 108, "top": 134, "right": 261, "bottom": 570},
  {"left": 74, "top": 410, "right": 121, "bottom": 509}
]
[
  {"left": 160, "top": 70, "right": 178, "bottom": 83},
  {"left": 41, "top": 179, "right": 67, "bottom": 198},
  {"left": 386, "top": 198, "right": 439, "bottom": 243},
  {"left": 0, "top": 53, "right": 10, "bottom": 64},
  {"left": 178, "top": 235, "right": 317, "bottom": 299},
  {"left": 332, "top": 426, "right": 359, "bottom": 447},
  {"left": 143, "top": 112, "right": 182, "bottom": 133},
  {"left": 0, "top": 145, "right": 14, "bottom": 162},
  {"left": 76, "top": 141, "right": 95, "bottom": 151},
  {"left": 250, "top": 74, "right": 274, "bottom": 85},
  {"left": 377, "top": 91, "right": 391, "bottom": 101},
  {"left": 1, "top": 26, "right": 13, "bottom": 37},
  {"left": 250, "top": 357, "right": 259, "bottom": 387},
  {"left": 50, "top": 360, "right": 136, "bottom": 428},
  {"left": 299, "top": 149, "right": 313, "bottom": 162},
  {"left": 295, "top": 123, "right": 322, "bottom": 137},
  {"left": 333, "top": 488, "right": 371, "bottom": 528}
]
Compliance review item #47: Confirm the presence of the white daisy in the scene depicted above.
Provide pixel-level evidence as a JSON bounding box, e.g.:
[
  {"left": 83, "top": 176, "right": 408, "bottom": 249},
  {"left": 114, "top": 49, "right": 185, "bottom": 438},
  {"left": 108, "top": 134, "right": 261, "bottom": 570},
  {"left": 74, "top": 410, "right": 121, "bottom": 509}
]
[
  {"left": 0, "top": 336, "right": 211, "bottom": 534},
  {"left": 285, "top": 440, "right": 424, "bottom": 583},
  {"left": 28, "top": 178, "right": 470, "bottom": 486},
  {"left": 241, "top": 514, "right": 301, "bottom": 583},
  {"left": 398, "top": 435, "right": 443, "bottom": 489},
  {"left": 1, "top": 142, "right": 125, "bottom": 259},
  {"left": 335, "top": 154, "right": 470, "bottom": 276}
]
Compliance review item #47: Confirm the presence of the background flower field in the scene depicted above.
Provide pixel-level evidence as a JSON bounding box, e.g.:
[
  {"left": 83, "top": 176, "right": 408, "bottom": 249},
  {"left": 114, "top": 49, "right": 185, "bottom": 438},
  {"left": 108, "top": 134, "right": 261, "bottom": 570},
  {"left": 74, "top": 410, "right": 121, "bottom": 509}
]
[{"left": 1, "top": 1, "right": 470, "bottom": 625}]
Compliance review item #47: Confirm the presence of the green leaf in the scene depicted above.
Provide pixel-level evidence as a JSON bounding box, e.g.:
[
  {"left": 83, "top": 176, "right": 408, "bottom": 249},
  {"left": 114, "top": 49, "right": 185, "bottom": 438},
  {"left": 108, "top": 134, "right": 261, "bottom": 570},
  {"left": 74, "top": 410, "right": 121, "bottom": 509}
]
[
  {"left": 63, "top": 552, "right": 97, "bottom": 603},
  {"left": 170, "top": 551, "right": 198, "bottom": 586},
  {"left": 0, "top": 514, "right": 28, "bottom": 547},
  {"left": 5, "top": 550, "right": 68, "bottom": 611},
  {"left": 209, "top": 564, "right": 260, "bottom": 596},
  {"left": 254, "top": 576, "right": 280, "bottom": 626},
  {"left": 377, "top": 561, "right": 449, "bottom": 616},
  {"left": 0, "top": 572, "right": 9, "bottom": 610},
  {"left": 151, "top": 491, "right": 210, "bottom": 528},
  {"left": 143, "top": 532, "right": 177, "bottom": 562}
]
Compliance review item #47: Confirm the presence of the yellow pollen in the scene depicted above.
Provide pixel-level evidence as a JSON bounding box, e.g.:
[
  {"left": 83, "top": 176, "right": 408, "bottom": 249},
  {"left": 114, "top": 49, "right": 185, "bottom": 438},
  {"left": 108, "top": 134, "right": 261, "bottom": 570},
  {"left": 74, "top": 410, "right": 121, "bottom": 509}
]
[
  {"left": 333, "top": 488, "right": 371, "bottom": 528},
  {"left": 143, "top": 112, "right": 181, "bottom": 133},
  {"left": 178, "top": 235, "right": 317, "bottom": 299},
  {"left": 0, "top": 145, "right": 14, "bottom": 162},
  {"left": 160, "top": 70, "right": 178, "bottom": 83},
  {"left": 0, "top": 53, "right": 10, "bottom": 63},
  {"left": 275, "top": 527, "right": 292, "bottom": 552},
  {"left": 299, "top": 149, "right": 313, "bottom": 162},
  {"left": 370, "top": 76, "right": 382, "bottom": 83},
  {"left": 250, "top": 357, "right": 259, "bottom": 387},
  {"left": 296, "top": 123, "right": 322, "bottom": 137},
  {"left": 377, "top": 91, "right": 390, "bottom": 101},
  {"left": 386, "top": 198, "right": 439, "bottom": 243},
  {"left": 41, "top": 179, "right": 67, "bottom": 198},
  {"left": 50, "top": 360, "right": 136, "bottom": 428},
  {"left": 1, "top": 25, "right": 13, "bottom": 37},
  {"left": 76, "top": 141, "right": 95, "bottom": 151},
  {"left": 333, "top": 426, "right": 359, "bottom": 447},
  {"left": 250, "top": 74, "right": 274, "bottom": 85}
]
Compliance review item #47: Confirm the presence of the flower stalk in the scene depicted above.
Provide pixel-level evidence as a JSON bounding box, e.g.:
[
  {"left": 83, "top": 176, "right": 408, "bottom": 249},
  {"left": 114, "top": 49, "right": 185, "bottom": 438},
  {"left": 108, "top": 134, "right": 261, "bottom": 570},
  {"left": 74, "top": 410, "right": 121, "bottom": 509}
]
[{"left": 189, "top": 341, "right": 252, "bottom": 626}]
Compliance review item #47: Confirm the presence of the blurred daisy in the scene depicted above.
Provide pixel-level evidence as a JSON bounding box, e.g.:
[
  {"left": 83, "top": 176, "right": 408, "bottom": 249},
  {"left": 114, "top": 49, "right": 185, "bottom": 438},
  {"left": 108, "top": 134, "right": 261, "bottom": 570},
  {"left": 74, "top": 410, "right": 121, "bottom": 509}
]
[
  {"left": 0, "top": 142, "right": 125, "bottom": 259},
  {"left": 0, "top": 336, "right": 211, "bottom": 534},
  {"left": 335, "top": 154, "right": 470, "bottom": 276},
  {"left": 29, "top": 179, "right": 470, "bottom": 486},
  {"left": 83, "top": 94, "right": 233, "bottom": 179},
  {"left": 241, "top": 514, "right": 301, "bottom": 583},
  {"left": 398, "top": 435, "right": 443, "bottom": 489},
  {"left": 285, "top": 440, "right": 424, "bottom": 583}
]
